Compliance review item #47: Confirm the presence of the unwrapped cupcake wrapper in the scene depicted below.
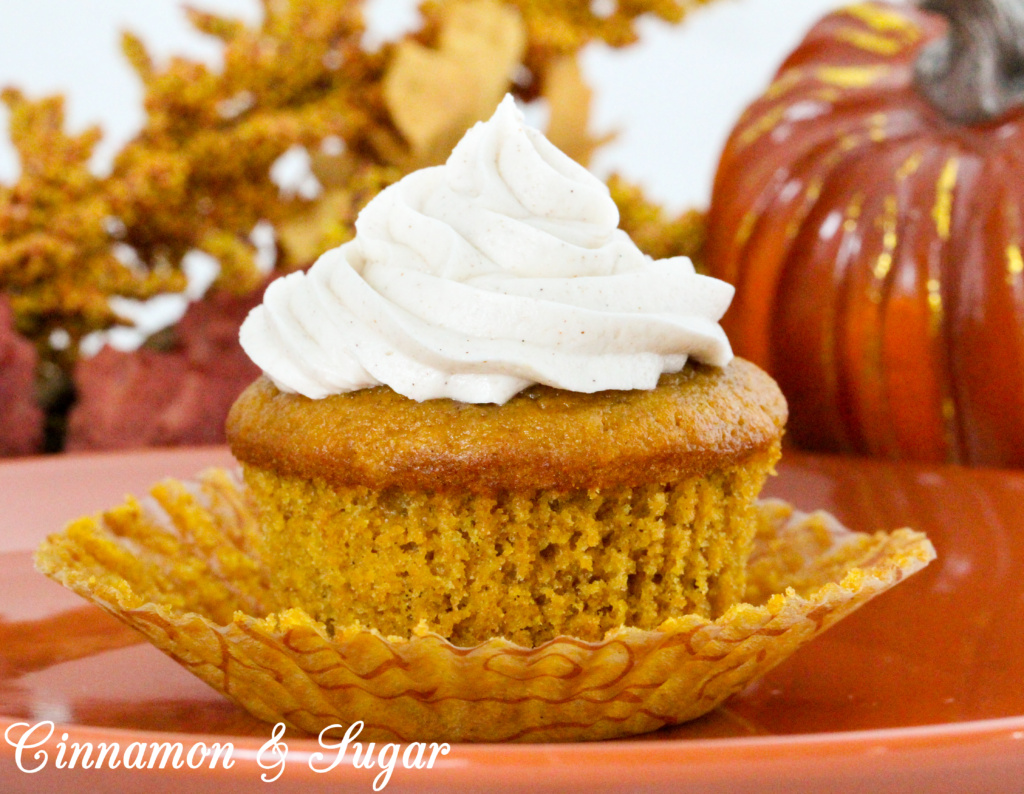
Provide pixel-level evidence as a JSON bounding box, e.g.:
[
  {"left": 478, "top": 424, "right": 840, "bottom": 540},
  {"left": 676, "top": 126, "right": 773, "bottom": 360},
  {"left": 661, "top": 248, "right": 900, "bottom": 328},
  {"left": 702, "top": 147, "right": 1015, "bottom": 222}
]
[{"left": 35, "top": 469, "right": 935, "bottom": 743}]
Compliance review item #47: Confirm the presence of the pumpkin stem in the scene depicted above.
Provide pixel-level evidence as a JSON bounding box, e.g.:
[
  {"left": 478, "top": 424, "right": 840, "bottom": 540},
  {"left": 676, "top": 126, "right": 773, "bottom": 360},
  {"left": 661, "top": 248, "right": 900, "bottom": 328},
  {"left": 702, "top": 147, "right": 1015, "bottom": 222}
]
[{"left": 915, "top": 0, "right": 1024, "bottom": 123}]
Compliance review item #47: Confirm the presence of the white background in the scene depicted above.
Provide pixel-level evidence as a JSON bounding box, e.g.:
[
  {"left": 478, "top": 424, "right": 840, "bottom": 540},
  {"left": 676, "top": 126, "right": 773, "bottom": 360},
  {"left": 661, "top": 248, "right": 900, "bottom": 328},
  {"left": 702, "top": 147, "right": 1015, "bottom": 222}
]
[{"left": 0, "top": 0, "right": 848, "bottom": 211}]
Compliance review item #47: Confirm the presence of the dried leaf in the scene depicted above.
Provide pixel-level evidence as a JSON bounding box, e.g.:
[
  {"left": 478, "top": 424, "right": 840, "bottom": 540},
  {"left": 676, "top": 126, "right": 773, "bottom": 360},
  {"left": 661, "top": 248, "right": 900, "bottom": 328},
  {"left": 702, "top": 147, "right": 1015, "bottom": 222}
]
[
  {"left": 277, "top": 162, "right": 399, "bottom": 268},
  {"left": 384, "top": 0, "right": 527, "bottom": 166},
  {"left": 277, "top": 188, "right": 354, "bottom": 267},
  {"left": 541, "top": 55, "right": 614, "bottom": 167}
]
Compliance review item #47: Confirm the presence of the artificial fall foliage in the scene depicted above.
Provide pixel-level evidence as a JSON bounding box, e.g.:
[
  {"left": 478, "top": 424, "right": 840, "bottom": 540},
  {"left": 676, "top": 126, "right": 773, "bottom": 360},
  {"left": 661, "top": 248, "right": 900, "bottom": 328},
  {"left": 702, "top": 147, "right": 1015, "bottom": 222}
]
[
  {"left": 0, "top": 0, "right": 713, "bottom": 361},
  {"left": 0, "top": 0, "right": 717, "bottom": 455},
  {"left": 0, "top": 90, "right": 187, "bottom": 353}
]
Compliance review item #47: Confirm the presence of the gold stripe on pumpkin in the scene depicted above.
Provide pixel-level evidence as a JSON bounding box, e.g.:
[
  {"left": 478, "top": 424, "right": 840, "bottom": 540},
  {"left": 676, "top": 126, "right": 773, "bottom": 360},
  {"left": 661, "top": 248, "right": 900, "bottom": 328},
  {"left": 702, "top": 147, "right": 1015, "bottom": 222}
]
[
  {"left": 872, "top": 195, "right": 898, "bottom": 281},
  {"left": 736, "top": 105, "right": 786, "bottom": 148},
  {"left": 872, "top": 253, "right": 893, "bottom": 283},
  {"left": 843, "top": 191, "right": 865, "bottom": 234},
  {"left": 812, "top": 87, "right": 842, "bottom": 104},
  {"left": 835, "top": 28, "right": 906, "bottom": 56},
  {"left": 932, "top": 158, "right": 958, "bottom": 241},
  {"left": 735, "top": 210, "right": 758, "bottom": 248},
  {"left": 843, "top": 3, "right": 920, "bottom": 37},
  {"left": 815, "top": 65, "right": 890, "bottom": 89},
  {"left": 927, "top": 277, "right": 944, "bottom": 335},
  {"left": 1008, "top": 244, "right": 1024, "bottom": 278},
  {"left": 896, "top": 151, "right": 924, "bottom": 181},
  {"left": 839, "top": 133, "right": 862, "bottom": 152},
  {"left": 785, "top": 178, "right": 825, "bottom": 240},
  {"left": 763, "top": 69, "right": 803, "bottom": 101},
  {"left": 868, "top": 112, "right": 887, "bottom": 142},
  {"left": 941, "top": 396, "right": 958, "bottom": 462}
]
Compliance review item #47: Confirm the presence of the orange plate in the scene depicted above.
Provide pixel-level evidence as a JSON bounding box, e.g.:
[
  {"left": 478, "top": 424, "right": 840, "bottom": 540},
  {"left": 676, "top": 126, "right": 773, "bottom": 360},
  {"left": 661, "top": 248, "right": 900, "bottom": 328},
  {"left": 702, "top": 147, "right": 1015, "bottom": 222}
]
[{"left": 2, "top": 447, "right": 1023, "bottom": 792}]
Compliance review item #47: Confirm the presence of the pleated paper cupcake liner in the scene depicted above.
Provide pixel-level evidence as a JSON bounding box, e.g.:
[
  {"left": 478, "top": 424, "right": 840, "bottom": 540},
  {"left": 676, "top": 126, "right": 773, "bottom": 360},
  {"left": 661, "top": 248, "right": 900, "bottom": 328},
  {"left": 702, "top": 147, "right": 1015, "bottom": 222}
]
[{"left": 35, "top": 468, "right": 935, "bottom": 743}]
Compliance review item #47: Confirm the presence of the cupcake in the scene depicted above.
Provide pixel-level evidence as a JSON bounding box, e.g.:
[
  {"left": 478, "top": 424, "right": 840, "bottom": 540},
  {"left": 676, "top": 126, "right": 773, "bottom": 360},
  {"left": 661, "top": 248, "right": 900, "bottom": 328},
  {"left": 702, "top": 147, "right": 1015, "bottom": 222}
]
[
  {"left": 227, "top": 95, "right": 787, "bottom": 647},
  {"left": 37, "top": 96, "right": 935, "bottom": 745}
]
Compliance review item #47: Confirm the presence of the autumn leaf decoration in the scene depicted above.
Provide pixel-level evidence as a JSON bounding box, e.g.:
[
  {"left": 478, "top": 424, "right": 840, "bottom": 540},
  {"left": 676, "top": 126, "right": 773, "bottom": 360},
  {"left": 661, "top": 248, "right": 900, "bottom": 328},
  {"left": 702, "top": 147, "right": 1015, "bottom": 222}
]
[{"left": 0, "top": 0, "right": 715, "bottom": 454}]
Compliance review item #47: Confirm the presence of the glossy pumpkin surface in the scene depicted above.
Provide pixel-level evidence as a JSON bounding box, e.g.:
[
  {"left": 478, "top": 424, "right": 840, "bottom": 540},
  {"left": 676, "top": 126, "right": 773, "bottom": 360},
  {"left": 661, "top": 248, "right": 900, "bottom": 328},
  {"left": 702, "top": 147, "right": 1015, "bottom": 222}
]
[{"left": 706, "top": 1, "right": 1024, "bottom": 466}]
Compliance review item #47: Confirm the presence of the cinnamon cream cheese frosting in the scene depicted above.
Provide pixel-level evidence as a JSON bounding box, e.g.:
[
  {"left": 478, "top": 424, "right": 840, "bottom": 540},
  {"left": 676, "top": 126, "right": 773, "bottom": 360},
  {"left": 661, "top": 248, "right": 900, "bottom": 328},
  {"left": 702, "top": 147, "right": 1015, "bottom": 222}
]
[{"left": 239, "top": 95, "right": 734, "bottom": 404}]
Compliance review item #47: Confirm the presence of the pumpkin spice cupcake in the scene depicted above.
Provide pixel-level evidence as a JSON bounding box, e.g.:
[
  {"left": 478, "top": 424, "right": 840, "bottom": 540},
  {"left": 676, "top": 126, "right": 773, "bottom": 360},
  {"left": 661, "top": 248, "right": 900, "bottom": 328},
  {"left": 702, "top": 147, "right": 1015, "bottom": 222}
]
[
  {"left": 228, "top": 360, "right": 785, "bottom": 647},
  {"left": 227, "top": 95, "right": 786, "bottom": 646},
  {"left": 36, "top": 96, "right": 935, "bottom": 744}
]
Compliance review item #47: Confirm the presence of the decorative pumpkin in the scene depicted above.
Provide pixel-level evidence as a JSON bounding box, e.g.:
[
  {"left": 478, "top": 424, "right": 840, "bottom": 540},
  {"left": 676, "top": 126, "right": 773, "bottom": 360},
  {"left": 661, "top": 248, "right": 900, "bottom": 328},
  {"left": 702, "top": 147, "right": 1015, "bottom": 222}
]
[{"left": 705, "top": 0, "right": 1024, "bottom": 466}]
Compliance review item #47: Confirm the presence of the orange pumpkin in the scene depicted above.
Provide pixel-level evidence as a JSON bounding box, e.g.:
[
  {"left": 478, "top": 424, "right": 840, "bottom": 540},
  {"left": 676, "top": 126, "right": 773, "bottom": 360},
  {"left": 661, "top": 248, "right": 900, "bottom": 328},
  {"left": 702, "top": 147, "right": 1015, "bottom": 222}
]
[{"left": 706, "top": 0, "right": 1024, "bottom": 466}]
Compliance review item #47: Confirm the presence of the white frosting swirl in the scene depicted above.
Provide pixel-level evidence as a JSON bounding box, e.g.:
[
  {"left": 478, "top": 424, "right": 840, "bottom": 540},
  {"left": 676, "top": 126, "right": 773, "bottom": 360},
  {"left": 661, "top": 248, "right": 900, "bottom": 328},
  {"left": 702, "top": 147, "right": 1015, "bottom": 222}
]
[{"left": 240, "top": 95, "right": 734, "bottom": 404}]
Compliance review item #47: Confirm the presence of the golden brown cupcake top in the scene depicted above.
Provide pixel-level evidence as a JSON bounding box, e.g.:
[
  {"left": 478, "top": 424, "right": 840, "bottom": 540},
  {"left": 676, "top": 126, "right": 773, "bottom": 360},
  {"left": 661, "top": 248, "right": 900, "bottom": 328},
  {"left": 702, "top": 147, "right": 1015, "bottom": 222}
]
[{"left": 227, "top": 358, "right": 786, "bottom": 495}]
